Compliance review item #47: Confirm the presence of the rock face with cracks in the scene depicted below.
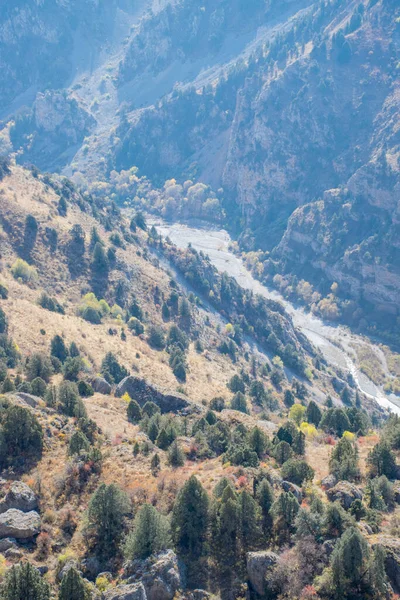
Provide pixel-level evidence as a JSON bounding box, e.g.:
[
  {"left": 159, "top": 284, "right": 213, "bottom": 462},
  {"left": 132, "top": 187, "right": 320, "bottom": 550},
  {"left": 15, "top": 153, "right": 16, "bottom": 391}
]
[
  {"left": 246, "top": 551, "right": 279, "bottom": 596},
  {"left": 102, "top": 583, "right": 147, "bottom": 600},
  {"left": 0, "top": 509, "right": 41, "bottom": 539},
  {"left": 116, "top": 376, "right": 201, "bottom": 415},
  {"left": 0, "top": 481, "right": 38, "bottom": 514},
  {"left": 124, "top": 550, "right": 181, "bottom": 600},
  {"left": 326, "top": 481, "right": 363, "bottom": 509}
]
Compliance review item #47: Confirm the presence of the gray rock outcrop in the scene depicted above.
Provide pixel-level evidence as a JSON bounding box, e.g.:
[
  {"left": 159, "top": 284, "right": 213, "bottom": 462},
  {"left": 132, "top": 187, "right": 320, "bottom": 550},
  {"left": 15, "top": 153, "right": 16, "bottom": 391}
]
[
  {"left": 0, "top": 481, "right": 38, "bottom": 513},
  {"left": 116, "top": 376, "right": 200, "bottom": 415},
  {"left": 373, "top": 537, "right": 400, "bottom": 592},
  {"left": 0, "top": 509, "right": 41, "bottom": 539},
  {"left": 326, "top": 481, "right": 363, "bottom": 509},
  {"left": 124, "top": 550, "right": 180, "bottom": 600},
  {"left": 92, "top": 377, "right": 112, "bottom": 395},
  {"left": 103, "top": 583, "right": 147, "bottom": 600},
  {"left": 321, "top": 474, "right": 337, "bottom": 490},
  {"left": 281, "top": 481, "right": 302, "bottom": 502},
  {"left": 246, "top": 551, "right": 279, "bottom": 596}
]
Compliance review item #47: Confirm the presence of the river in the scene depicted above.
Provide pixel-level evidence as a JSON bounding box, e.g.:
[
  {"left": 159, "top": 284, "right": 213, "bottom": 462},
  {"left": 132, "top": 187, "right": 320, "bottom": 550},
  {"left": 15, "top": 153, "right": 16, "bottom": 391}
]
[{"left": 149, "top": 218, "right": 400, "bottom": 416}]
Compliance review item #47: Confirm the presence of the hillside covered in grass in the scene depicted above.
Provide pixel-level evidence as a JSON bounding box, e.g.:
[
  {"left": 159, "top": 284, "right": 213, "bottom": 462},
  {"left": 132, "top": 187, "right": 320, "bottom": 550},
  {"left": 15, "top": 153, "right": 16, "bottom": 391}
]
[{"left": 0, "top": 162, "right": 399, "bottom": 600}]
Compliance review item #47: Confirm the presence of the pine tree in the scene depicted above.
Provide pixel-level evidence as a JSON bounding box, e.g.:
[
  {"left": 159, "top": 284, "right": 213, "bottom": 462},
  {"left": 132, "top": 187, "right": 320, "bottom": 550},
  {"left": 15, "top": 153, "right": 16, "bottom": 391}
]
[
  {"left": 89, "top": 227, "right": 102, "bottom": 252},
  {"left": 151, "top": 453, "right": 161, "bottom": 476},
  {"left": 211, "top": 486, "right": 240, "bottom": 596},
  {"left": 331, "top": 526, "right": 369, "bottom": 596},
  {"left": 171, "top": 476, "right": 209, "bottom": 562},
  {"left": 238, "top": 490, "right": 260, "bottom": 552},
  {"left": 51, "top": 335, "right": 69, "bottom": 363},
  {"left": 0, "top": 307, "right": 7, "bottom": 334},
  {"left": 148, "top": 419, "right": 160, "bottom": 443},
  {"left": 292, "top": 430, "right": 306, "bottom": 455},
  {"left": 306, "top": 400, "right": 322, "bottom": 426},
  {"left": 91, "top": 242, "right": 109, "bottom": 276},
  {"left": 58, "top": 567, "right": 87, "bottom": 600},
  {"left": 168, "top": 441, "right": 185, "bottom": 467},
  {"left": 249, "top": 427, "right": 266, "bottom": 458},
  {"left": 142, "top": 401, "right": 160, "bottom": 417},
  {"left": 329, "top": 437, "right": 360, "bottom": 481},
  {"left": 231, "top": 392, "right": 249, "bottom": 414},
  {"left": 371, "top": 544, "right": 387, "bottom": 598},
  {"left": 124, "top": 504, "right": 170, "bottom": 560},
  {"left": 156, "top": 428, "right": 171, "bottom": 450},
  {"left": 323, "top": 502, "right": 353, "bottom": 538},
  {"left": 257, "top": 479, "right": 274, "bottom": 537},
  {"left": 272, "top": 492, "right": 299, "bottom": 539},
  {"left": 274, "top": 440, "right": 293, "bottom": 465},
  {"left": 284, "top": 389, "right": 295, "bottom": 408},
  {"left": 0, "top": 404, "right": 43, "bottom": 467},
  {"left": 69, "top": 342, "right": 80, "bottom": 358},
  {"left": 86, "top": 483, "right": 129, "bottom": 558},
  {"left": 294, "top": 507, "right": 322, "bottom": 542},
  {"left": 2, "top": 562, "right": 50, "bottom": 600},
  {"left": 367, "top": 441, "right": 397, "bottom": 479}
]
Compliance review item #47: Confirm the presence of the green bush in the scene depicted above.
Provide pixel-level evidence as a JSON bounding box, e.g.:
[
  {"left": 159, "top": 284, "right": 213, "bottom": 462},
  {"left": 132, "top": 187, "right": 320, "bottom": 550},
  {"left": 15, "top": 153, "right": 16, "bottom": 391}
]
[
  {"left": 69, "top": 430, "right": 90, "bottom": 455},
  {"left": 148, "top": 326, "right": 166, "bottom": 350},
  {"left": 0, "top": 284, "right": 8, "bottom": 300},
  {"left": 58, "top": 381, "right": 87, "bottom": 418},
  {"left": 78, "top": 380, "right": 94, "bottom": 397},
  {"left": 26, "top": 353, "right": 53, "bottom": 382},
  {"left": 128, "top": 317, "right": 144, "bottom": 335},
  {"left": 0, "top": 307, "right": 7, "bottom": 334},
  {"left": 127, "top": 399, "right": 142, "bottom": 423},
  {"left": 63, "top": 357, "right": 83, "bottom": 381},
  {"left": 281, "top": 458, "right": 314, "bottom": 485},
  {"left": 11, "top": 259, "right": 38, "bottom": 284},
  {"left": 38, "top": 292, "right": 64, "bottom": 314},
  {"left": 231, "top": 392, "right": 249, "bottom": 414},
  {"left": 101, "top": 352, "right": 128, "bottom": 384}
]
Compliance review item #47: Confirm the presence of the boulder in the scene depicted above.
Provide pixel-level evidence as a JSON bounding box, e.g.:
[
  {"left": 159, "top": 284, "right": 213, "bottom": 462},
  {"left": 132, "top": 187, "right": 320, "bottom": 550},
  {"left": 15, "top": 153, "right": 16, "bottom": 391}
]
[
  {"left": 125, "top": 550, "right": 180, "bottom": 600},
  {"left": 57, "top": 560, "right": 78, "bottom": 583},
  {"left": 246, "top": 551, "right": 279, "bottom": 596},
  {"left": 321, "top": 474, "right": 337, "bottom": 490},
  {"left": 81, "top": 556, "right": 102, "bottom": 579},
  {"left": 15, "top": 393, "right": 41, "bottom": 408},
  {"left": 0, "top": 509, "right": 41, "bottom": 539},
  {"left": 116, "top": 376, "right": 201, "bottom": 415},
  {"left": 281, "top": 481, "right": 302, "bottom": 502},
  {"left": 326, "top": 481, "right": 362, "bottom": 509},
  {"left": 373, "top": 537, "right": 400, "bottom": 592},
  {"left": 191, "top": 592, "right": 210, "bottom": 600},
  {"left": 92, "top": 377, "right": 112, "bottom": 395},
  {"left": 0, "top": 537, "right": 17, "bottom": 552},
  {"left": 103, "top": 583, "right": 147, "bottom": 600},
  {"left": 322, "top": 539, "right": 336, "bottom": 559},
  {"left": 4, "top": 547, "right": 22, "bottom": 560},
  {"left": 0, "top": 481, "right": 38, "bottom": 513}
]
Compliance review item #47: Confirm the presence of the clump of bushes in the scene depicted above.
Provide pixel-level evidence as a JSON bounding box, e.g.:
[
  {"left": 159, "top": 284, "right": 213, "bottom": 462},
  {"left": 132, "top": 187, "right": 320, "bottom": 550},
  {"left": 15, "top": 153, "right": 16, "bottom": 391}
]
[
  {"left": 11, "top": 259, "right": 38, "bottom": 284},
  {"left": 78, "top": 293, "right": 123, "bottom": 324},
  {"left": 38, "top": 292, "right": 65, "bottom": 314}
]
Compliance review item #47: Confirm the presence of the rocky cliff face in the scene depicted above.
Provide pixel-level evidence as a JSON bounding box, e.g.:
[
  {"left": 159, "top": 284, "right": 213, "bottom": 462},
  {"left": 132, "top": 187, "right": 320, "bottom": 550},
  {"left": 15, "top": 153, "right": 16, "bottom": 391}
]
[
  {"left": 0, "top": 0, "right": 138, "bottom": 116},
  {"left": 115, "top": 0, "right": 400, "bottom": 322}
]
